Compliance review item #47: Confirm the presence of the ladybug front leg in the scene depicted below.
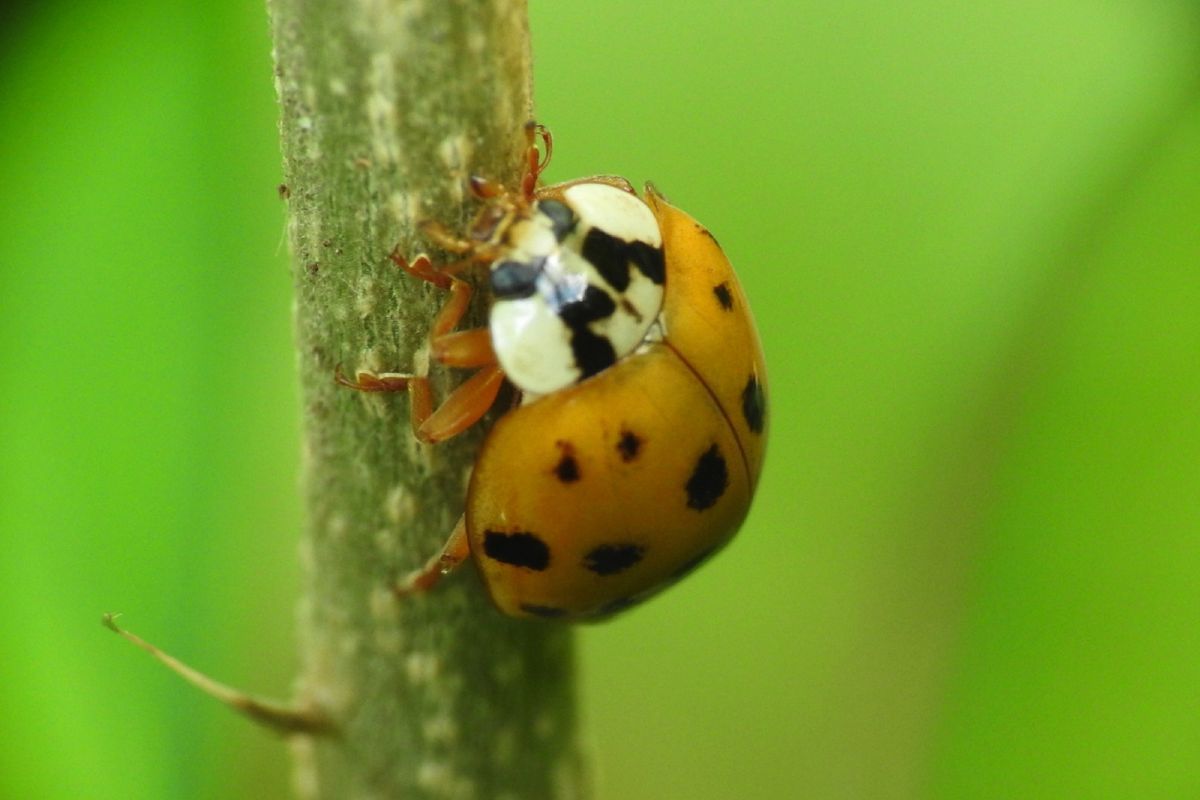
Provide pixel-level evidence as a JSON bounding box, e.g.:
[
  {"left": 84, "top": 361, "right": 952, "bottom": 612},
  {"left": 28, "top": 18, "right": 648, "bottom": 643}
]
[
  {"left": 402, "top": 251, "right": 505, "bottom": 443},
  {"left": 335, "top": 251, "right": 447, "bottom": 439},
  {"left": 339, "top": 250, "right": 505, "bottom": 444},
  {"left": 464, "top": 121, "right": 552, "bottom": 204},
  {"left": 394, "top": 515, "right": 471, "bottom": 595},
  {"left": 338, "top": 360, "right": 502, "bottom": 444}
]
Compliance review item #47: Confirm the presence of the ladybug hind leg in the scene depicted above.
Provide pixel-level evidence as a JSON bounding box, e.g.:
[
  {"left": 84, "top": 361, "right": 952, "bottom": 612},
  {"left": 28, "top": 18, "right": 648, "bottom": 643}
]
[{"left": 394, "top": 515, "right": 471, "bottom": 596}]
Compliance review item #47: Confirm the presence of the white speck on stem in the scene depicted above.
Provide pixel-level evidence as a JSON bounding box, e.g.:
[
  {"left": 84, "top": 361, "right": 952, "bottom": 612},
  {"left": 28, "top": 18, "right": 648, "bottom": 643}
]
[
  {"left": 374, "top": 527, "right": 400, "bottom": 560},
  {"left": 328, "top": 513, "right": 348, "bottom": 540},
  {"left": 422, "top": 713, "right": 458, "bottom": 745},
  {"left": 437, "top": 133, "right": 472, "bottom": 205},
  {"left": 385, "top": 484, "right": 414, "bottom": 524},
  {"left": 355, "top": 274, "right": 376, "bottom": 318},
  {"left": 339, "top": 632, "right": 361, "bottom": 657},
  {"left": 412, "top": 343, "right": 431, "bottom": 376},
  {"left": 289, "top": 736, "right": 320, "bottom": 800},
  {"left": 416, "top": 760, "right": 476, "bottom": 799},
  {"left": 369, "top": 584, "right": 399, "bottom": 623},
  {"left": 387, "top": 190, "right": 422, "bottom": 227},
  {"left": 367, "top": 52, "right": 399, "bottom": 167},
  {"left": 406, "top": 651, "right": 440, "bottom": 685}
]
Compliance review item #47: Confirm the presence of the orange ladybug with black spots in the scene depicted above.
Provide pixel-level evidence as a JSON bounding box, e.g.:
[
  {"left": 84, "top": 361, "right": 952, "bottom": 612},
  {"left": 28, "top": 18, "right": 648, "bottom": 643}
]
[{"left": 339, "top": 124, "right": 767, "bottom": 620}]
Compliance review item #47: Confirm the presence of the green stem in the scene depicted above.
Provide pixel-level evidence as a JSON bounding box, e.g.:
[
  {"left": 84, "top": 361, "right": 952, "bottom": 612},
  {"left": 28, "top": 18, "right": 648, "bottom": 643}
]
[{"left": 267, "top": 1, "right": 586, "bottom": 797}]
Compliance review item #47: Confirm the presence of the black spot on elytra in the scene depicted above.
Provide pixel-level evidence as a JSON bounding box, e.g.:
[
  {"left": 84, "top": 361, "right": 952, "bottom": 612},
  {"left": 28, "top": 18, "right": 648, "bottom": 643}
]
[
  {"left": 490, "top": 259, "right": 541, "bottom": 299},
  {"left": 554, "top": 442, "right": 581, "bottom": 483},
  {"left": 520, "top": 604, "right": 569, "bottom": 619},
  {"left": 537, "top": 199, "right": 577, "bottom": 241},
  {"left": 685, "top": 444, "right": 728, "bottom": 511},
  {"left": 583, "top": 543, "right": 645, "bottom": 576},
  {"left": 742, "top": 374, "right": 766, "bottom": 434},
  {"left": 483, "top": 531, "right": 550, "bottom": 571},
  {"left": 617, "top": 429, "right": 642, "bottom": 462},
  {"left": 713, "top": 282, "right": 734, "bottom": 310},
  {"left": 582, "top": 228, "right": 666, "bottom": 291},
  {"left": 560, "top": 286, "right": 618, "bottom": 378}
]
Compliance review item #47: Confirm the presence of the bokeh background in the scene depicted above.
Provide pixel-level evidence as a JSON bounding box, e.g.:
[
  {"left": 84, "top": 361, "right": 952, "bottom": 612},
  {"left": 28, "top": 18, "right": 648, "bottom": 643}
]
[{"left": 2, "top": 1, "right": 1197, "bottom": 798}]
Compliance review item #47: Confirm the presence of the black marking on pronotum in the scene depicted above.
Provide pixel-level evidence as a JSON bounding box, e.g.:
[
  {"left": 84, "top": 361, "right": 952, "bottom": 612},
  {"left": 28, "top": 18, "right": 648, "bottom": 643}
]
[
  {"left": 685, "top": 444, "right": 728, "bottom": 511},
  {"left": 583, "top": 543, "right": 645, "bottom": 576},
  {"left": 581, "top": 228, "right": 630, "bottom": 291},
  {"left": 520, "top": 604, "right": 569, "bottom": 619},
  {"left": 554, "top": 441, "right": 581, "bottom": 483},
  {"left": 490, "top": 259, "right": 541, "bottom": 299},
  {"left": 617, "top": 429, "right": 642, "bottom": 462},
  {"left": 713, "top": 282, "right": 734, "bottom": 311},
  {"left": 558, "top": 284, "right": 617, "bottom": 325},
  {"left": 630, "top": 240, "right": 666, "bottom": 285},
  {"left": 581, "top": 228, "right": 666, "bottom": 291},
  {"left": 569, "top": 330, "right": 617, "bottom": 379},
  {"left": 742, "top": 374, "right": 766, "bottom": 434},
  {"left": 483, "top": 531, "right": 550, "bottom": 571},
  {"left": 537, "top": 199, "right": 577, "bottom": 241},
  {"left": 619, "top": 297, "right": 644, "bottom": 322},
  {"left": 559, "top": 285, "right": 618, "bottom": 378}
]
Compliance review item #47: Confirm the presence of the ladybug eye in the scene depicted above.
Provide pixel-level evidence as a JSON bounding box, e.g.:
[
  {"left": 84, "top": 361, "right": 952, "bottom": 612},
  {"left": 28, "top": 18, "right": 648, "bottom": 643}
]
[
  {"left": 490, "top": 259, "right": 542, "bottom": 299},
  {"left": 536, "top": 199, "right": 576, "bottom": 241}
]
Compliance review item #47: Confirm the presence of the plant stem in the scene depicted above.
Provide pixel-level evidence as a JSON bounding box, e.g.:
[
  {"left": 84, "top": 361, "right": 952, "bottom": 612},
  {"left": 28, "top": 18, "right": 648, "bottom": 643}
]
[{"left": 267, "top": 2, "right": 586, "bottom": 797}]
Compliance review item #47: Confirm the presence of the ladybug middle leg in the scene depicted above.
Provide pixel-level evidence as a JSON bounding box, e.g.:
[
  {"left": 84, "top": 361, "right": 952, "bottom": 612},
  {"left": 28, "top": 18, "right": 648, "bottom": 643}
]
[{"left": 337, "top": 249, "right": 505, "bottom": 444}]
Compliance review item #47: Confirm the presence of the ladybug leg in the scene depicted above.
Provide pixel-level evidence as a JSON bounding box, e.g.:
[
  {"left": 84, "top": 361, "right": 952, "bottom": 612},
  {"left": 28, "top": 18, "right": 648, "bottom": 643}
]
[
  {"left": 414, "top": 259, "right": 505, "bottom": 443},
  {"left": 418, "top": 219, "right": 503, "bottom": 258},
  {"left": 335, "top": 367, "right": 435, "bottom": 439},
  {"left": 520, "top": 120, "right": 552, "bottom": 201},
  {"left": 338, "top": 359, "right": 502, "bottom": 446},
  {"left": 467, "top": 122, "right": 552, "bottom": 204},
  {"left": 433, "top": 326, "right": 494, "bottom": 367},
  {"left": 405, "top": 246, "right": 508, "bottom": 442},
  {"left": 333, "top": 250, "right": 449, "bottom": 437},
  {"left": 468, "top": 175, "right": 507, "bottom": 201},
  {"left": 390, "top": 248, "right": 452, "bottom": 288},
  {"left": 415, "top": 364, "right": 504, "bottom": 444},
  {"left": 340, "top": 248, "right": 505, "bottom": 443},
  {"left": 394, "top": 515, "right": 471, "bottom": 595}
]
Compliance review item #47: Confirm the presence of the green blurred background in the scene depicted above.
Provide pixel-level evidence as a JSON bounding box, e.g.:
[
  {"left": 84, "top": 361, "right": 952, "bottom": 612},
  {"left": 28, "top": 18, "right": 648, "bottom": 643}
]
[{"left": 2, "top": 1, "right": 1197, "bottom": 797}]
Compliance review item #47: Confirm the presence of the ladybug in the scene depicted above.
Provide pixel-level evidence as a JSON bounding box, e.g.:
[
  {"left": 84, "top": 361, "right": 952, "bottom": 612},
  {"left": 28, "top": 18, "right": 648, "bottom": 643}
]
[{"left": 339, "top": 123, "right": 767, "bottom": 620}]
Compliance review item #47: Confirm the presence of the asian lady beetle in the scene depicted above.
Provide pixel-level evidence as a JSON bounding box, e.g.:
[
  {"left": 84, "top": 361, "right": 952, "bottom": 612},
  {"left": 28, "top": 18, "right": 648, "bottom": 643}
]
[{"left": 339, "top": 123, "right": 767, "bottom": 620}]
